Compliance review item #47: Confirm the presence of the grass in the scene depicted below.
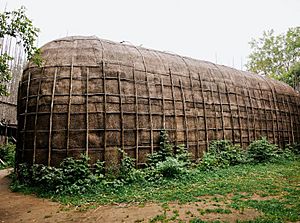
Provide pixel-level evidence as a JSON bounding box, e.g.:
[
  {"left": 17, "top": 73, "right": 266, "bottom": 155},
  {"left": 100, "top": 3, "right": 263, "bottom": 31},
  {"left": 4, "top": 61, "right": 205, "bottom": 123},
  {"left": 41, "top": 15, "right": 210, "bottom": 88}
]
[{"left": 12, "top": 159, "right": 300, "bottom": 222}]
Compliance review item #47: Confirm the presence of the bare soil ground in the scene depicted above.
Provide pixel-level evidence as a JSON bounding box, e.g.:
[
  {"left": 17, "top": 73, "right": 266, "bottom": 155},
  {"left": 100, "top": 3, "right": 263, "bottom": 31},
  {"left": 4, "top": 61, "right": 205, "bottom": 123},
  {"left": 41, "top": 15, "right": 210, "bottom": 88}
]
[{"left": 0, "top": 169, "right": 261, "bottom": 223}]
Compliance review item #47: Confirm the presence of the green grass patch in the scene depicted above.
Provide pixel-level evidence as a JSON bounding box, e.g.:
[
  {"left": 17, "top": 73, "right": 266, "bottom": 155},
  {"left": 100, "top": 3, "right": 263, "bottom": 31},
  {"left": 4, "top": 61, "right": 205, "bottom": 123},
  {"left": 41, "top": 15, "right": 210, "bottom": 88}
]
[
  {"left": 12, "top": 160, "right": 300, "bottom": 222},
  {"left": 10, "top": 135, "right": 300, "bottom": 222}
]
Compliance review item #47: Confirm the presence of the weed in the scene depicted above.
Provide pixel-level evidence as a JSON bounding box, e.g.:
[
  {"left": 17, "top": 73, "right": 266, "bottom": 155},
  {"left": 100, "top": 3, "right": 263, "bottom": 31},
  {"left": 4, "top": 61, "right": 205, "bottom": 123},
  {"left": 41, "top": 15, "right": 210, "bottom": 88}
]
[
  {"left": 199, "top": 140, "right": 246, "bottom": 170},
  {"left": 204, "top": 208, "right": 232, "bottom": 214},
  {"left": 0, "top": 142, "right": 15, "bottom": 168},
  {"left": 149, "top": 211, "right": 167, "bottom": 223},
  {"left": 247, "top": 137, "right": 278, "bottom": 163},
  {"left": 147, "top": 130, "right": 174, "bottom": 166},
  {"left": 9, "top": 130, "right": 300, "bottom": 222}
]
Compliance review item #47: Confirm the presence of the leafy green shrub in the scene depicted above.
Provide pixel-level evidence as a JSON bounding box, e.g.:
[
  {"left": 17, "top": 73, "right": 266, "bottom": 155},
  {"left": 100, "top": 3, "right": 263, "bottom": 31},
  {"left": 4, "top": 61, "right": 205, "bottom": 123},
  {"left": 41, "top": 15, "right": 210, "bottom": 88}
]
[
  {"left": 247, "top": 137, "right": 278, "bottom": 163},
  {"left": 93, "top": 160, "right": 105, "bottom": 180},
  {"left": 198, "top": 153, "right": 220, "bottom": 171},
  {"left": 118, "top": 149, "right": 145, "bottom": 183},
  {"left": 16, "top": 155, "right": 97, "bottom": 194},
  {"left": 174, "top": 144, "right": 192, "bottom": 166},
  {"left": 119, "top": 149, "right": 135, "bottom": 177},
  {"left": 58, "top": 155, "right": 97, "bottom": 194},
  {"left": 15, "top": 163, "right": 32, "bottom": 184},
  {"left": 31, "top": 164, "right": 64, "bottom": 191},
  {"left": 199, "top": 140, "right": 246, "bottom": 170},
  {"left": 0, "top": 143, "right": 16, "bottom": 168},
  {"left": 155, "top": 157, "right": 188, "bottom": 178},
  {"left": 60, "top": 155, "right": 92, "bottom": 183},
  {"left": 285, "top": 143, "right": 300, "bottom": 156},
  {"left": 143, "top": 130, "right": 192, "bottom": 179},
  {"left": 147, "top": 130, "right": 174, "bottom": 166},
  {"left": 12, "top": 131, "right": 296, "bottom": 197}
]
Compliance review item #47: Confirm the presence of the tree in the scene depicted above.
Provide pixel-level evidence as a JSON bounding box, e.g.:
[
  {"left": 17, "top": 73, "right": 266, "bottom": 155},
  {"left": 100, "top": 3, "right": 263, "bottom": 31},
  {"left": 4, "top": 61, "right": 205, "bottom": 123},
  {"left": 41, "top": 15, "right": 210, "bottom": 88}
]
[
  {"left": 0, "top": 6, "right": 40, "bottom": 96},
  {"left": 246, "top": 27, "right": 300, "bottom": 89},
  {"left": 284, "top": 62, "right": 300, "bottom": 91}
]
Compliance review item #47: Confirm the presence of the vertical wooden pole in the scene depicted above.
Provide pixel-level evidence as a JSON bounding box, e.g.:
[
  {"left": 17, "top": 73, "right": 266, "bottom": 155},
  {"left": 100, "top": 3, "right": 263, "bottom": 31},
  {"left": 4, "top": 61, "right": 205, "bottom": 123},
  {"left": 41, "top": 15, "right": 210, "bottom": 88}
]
[
  {"left": 281, "top": 96, "right": 291, "bottom": 145},
  {"left": 258, "top": 82, "right": 271, "bottom": 142},
  {"left": 146, "top": 75, "right": 154, "bottom": 154},
  {"left": 118, "top": 70, "right": 125, "bottom": 150},
  {"left": 243, "top": 75, "right": 256, "bottom": 141},
  {"left": 33, "top": 77, "right": 42, "bottom": 163},
  {"left": 207, "top": 69, "right": 218, "bottom": 140},
  {"left": 179, "top": 56, "right": 199, "bottom": 156},
  {"left": 169, "top": 68, "right": 178, "bottom": 145},
  {"left": 86, "top": 67, "right": 89, "bottom": 155},
  {"left": 287, "top": 95, "right": 295, "bottom": 144},
  {"left": 133, "top": 66, "right": 139, "bottom": 165},
  {"left": 227, "top": 70, "right": 243, "bottom": 146},
  {"left": 179, "top": 79, "right": 189, "bottom": 148},
  {"left": 256, "top": 83, "right": 265, "bottom": 138},
  {"left": 133, "top": 47, "right": 153, "bottom": 154},
  {"left": 198, "top": 72, "right": 208, "bottom": 151},
  {"left": 261, "top": 77, "right": 280, "bottom": 145},
  {"left": 48, "top": 67, "right": 58, "bottom": 166},
  {"left": 102, "top": 61, "right": 107, "bottom": 154},
  {"left": 22, "top": 71, "right": 31, "bottom": 162},
  {"left": 217, "top": 69, "right": 235, "bottom": 143},
  {"left": 161, "top": 78, "right": 166, "bottom": 129},
  {"left": 66, "top": 58, "right": 74, "bottom": 156}
]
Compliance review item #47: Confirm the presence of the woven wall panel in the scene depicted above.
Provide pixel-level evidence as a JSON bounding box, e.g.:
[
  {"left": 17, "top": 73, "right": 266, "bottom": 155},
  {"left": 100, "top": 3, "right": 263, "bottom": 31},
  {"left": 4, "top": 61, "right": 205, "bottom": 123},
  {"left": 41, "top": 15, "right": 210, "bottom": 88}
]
[{"left": 17, "top": 36, "right": 300, "bottom": 166}]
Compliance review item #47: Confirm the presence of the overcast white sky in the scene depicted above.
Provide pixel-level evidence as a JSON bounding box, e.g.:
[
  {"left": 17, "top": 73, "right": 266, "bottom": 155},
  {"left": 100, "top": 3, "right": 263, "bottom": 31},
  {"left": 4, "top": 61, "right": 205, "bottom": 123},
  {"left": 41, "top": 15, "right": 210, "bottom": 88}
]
[{"left": 1, "top": 0, "right": 299, "bottom": 70}]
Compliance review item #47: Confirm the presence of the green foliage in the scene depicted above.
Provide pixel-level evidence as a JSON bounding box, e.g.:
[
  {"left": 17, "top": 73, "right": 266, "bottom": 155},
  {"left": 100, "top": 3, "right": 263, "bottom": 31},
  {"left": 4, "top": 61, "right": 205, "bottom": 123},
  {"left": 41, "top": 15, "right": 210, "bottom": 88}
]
[
  {"left": 247, "top": 138, "right": 278, "bottom": 163},
  {"left": 0, "top": 53, "right": 12, "bottom": 96},
  {"left": 0, "top": 6, "right": 41, "bottom": 96},
  {"left": 204, "top": 208, "right": 232, "bottom": 214},
  {"left": 145, "top": 131, "right": 192, "bottom": 179},
  {"left": 58, "top": 155, "right": 97, "bottom": 194},
  {"left": 26, "top": 160, "right": 300, "bottom": 222},
  {"left": 118, "top": 148, "right": 144, "bottom": 183},
  {"left": 199, "top": 140, "right": 246, "bottom": 170},
  {"left": 15, "top": 155, "right": 97, "bottom": 194},
  {"left": 155, "top": 157, "right": 188, "bottom": 178},
  {"left": 0, "top": 142, "right": 15, "bottom": 168},
  {"left": 247, "top": 27, "right": 300, "bottom": 89},
  {"left": 286, "top": 143, "right": 300, "bottom": 155},
  {"left": 93, "top": 160, "right": 105, "bottom": 179},
  {"left": 11, "top": 130, "right": 299, "bottom": 204},
  {"left": 147, "top": 130, "right": 174, "bottom": 166},
  {"left": 282, "top": 62, "right": 300, "bottom": 90},
  {"left": 30, "top": 164, "right": 64, "bottom": 192},
  {"left": 174, "top": 144, "right": 192, "bottom": 166},
  {"left": 118, "top": 148, "right": 135, "bottom": 177},
  {"left": 0, "top": 6, "right": 40, "bottom": 58}
]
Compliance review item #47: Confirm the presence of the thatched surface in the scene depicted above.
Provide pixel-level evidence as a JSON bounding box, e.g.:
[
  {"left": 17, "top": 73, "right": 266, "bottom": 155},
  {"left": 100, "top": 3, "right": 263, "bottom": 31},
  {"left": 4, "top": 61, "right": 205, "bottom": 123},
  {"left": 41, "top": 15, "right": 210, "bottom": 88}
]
[{"left": 17, "top": 36, "right": 300, "bottom": 166}]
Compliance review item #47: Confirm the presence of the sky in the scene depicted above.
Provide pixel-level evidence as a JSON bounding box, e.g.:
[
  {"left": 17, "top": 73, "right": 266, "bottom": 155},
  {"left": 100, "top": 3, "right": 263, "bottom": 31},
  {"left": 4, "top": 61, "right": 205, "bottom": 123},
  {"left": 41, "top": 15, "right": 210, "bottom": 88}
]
[{"left": 1, "top": 0, "right": 299, "bottom": 70}]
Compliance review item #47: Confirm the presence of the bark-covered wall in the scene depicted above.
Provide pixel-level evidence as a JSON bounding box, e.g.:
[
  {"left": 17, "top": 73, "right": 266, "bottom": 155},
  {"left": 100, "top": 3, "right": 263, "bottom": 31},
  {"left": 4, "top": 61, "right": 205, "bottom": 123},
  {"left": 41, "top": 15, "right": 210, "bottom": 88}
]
[{"left": 17, "top": 36, "right": 300, "bottom": 166}]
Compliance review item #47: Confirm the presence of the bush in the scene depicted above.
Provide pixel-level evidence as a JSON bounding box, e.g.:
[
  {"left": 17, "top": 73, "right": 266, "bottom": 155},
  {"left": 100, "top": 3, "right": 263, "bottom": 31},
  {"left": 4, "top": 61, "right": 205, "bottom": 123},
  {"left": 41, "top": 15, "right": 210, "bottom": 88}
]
[
  {"left": 145, "top": 131, "right": 192, "bottom": 180},
  {"left": 31, "top": 164, "right": 64, "bottom": 192},
  {"left": 174, "top": 144, "right": 192, "bottom": 166},
  {"left": 147, "top": 130, "right": 174, "bottom": 166},
  {"left": 199, "top": 140, "right": 246, "bottom": 170},
  {"left": 12, "top": 130, "right": 298, "bottom": 197},
  {"left": 155, "top": 157, "right": 188, "bottom": 178},
  {"left": 286, "top": 143, "right": 300, "bottom": 156},
  {"left": 118, "top": 149, "right": 144, "bottom": 183},
  {"left": 247, "top": 137, "right": 278, "bottom": 163},
  {"left": 93, "top": 160, "right": 105, "bottom": 180},
  {"left": 16, "top": 155, "right": 97, "bottom": 194},
  {"left": 0, "top": 143, "right": 15, "bottom": 168}
]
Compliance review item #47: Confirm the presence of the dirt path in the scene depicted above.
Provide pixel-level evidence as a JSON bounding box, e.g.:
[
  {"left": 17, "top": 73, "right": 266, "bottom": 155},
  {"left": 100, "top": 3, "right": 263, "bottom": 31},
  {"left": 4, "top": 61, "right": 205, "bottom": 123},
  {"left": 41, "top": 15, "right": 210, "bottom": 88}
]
[{"left": 0, "top": 169, "right": 260, "bottom": 223}]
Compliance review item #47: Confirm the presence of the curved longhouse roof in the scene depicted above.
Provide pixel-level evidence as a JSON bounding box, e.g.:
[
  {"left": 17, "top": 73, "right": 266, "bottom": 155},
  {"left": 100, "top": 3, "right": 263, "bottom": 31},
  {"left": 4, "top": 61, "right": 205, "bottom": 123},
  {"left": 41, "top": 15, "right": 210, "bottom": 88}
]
[{"left": 18, "top": 36, "right": 300, "bottom": 166}]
